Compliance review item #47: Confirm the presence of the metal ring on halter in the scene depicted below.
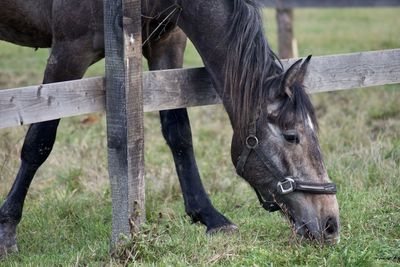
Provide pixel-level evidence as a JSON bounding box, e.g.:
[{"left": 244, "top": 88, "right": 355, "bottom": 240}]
[
  {"left": 245, "top": 135, "right": 259, "bottom": 149},
  {"left": 277, "top": 177, "right": 296, "bottom": 195}
]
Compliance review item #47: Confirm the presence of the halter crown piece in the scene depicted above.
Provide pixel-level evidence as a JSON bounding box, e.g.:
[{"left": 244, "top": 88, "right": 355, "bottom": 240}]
[{"left": 236, "top": 119, "right": 337, "bottom": 212}]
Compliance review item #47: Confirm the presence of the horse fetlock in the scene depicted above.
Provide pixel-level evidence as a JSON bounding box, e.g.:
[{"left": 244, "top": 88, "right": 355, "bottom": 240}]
[
  {"left": 186, "top": 206, "right": 237, "bottom": 233},
  {"left": 186, "top": 209, "right": 202, "bottom": 224},
  {"left": 0, "top": 223, "right": 18, "bottom": 258},
  {"left": 0, "top": 203, "right": 22, "bottom": 225}
]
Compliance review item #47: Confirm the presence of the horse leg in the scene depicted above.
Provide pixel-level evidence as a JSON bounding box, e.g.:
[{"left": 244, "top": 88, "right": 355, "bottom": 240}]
[
  {"left": 145, "top": 28, "right": 237, "bottom": 233},
  {"left": 0, "top": 41, "right": 99, "bottom": 257},
  {"left": 0, "top": 120, "right": 59, "bottom": 257}
]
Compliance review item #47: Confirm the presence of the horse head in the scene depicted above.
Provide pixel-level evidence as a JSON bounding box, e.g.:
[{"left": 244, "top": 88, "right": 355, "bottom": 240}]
[{"left": 231, "top": 56, "right": 340, "bottom": 243}]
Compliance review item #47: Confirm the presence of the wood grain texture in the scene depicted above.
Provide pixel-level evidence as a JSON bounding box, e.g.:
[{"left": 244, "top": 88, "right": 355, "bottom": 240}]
[
  {"left": 259, "top": 0, "right": 400, "bottom": 8},
  {"left": 103, "top": 0, "right": 144, "bottom": 246},
  {"left": 143, "top": 67, "right": 220, "bottom": 111},
  {"left": 290, "top": 49, "right": 400, "bottom": 93},
  {"left": 0, "top": 77, "right": 105, "bottom": 129},
  {"left": 1, "top": 49, "right": 400, "bottom": 129},
  {"left": 123, "top": 0, "right": 145, "bottom": 235}
]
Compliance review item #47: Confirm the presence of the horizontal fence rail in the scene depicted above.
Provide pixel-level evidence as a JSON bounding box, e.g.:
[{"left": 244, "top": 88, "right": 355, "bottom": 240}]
[
  {"left": 259, "top": 0, "right": 400, "bottom": 8},
  {"left": 1, "top": 49, "right": 400, "bottom": 129}
]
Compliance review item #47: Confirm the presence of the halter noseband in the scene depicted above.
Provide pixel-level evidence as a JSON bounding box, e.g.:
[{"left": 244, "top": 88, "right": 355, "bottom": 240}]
[{"left": 236, "top": 120, "right": 337, "bottom": 212}]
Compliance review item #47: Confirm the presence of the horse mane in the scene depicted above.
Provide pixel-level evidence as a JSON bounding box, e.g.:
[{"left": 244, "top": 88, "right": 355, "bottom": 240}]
[{"left": 224, "top": 0, "right": 318, "bottom": 133}]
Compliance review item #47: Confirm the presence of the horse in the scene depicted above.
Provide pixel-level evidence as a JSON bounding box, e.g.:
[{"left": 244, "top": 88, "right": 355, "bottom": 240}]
[{"left": 0, "top": 0, "right": 340, "bottom": 256}]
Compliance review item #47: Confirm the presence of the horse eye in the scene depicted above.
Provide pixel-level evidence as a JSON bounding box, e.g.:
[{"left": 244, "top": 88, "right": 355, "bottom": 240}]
[{"left": 283, "top": 131, "right": 300, "bottom": 144}]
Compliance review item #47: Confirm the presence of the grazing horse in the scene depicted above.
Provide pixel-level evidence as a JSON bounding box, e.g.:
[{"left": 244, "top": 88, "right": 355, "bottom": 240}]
[{"left": 0, "top": 0, "right": 340, "bottom": 256}]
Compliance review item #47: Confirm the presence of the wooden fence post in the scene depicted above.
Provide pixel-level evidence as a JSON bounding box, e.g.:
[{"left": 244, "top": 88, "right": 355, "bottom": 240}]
[
  {"left": 103, "top": 0, "right": 145, "bottom": 246},
  {"left": 276, "top": 6, "right": 298, "bottom": 58}
]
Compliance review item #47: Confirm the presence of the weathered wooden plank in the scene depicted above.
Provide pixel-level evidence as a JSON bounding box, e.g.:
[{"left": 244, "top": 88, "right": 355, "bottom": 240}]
[
  {"left": 142, "top": 67, "right": 220, "bottom": 111},
  {"left": 1, "top": 49, "right": 399, "bottom": 129},
  {"left": 142, "top": 49, "right": 400, "bottom": 105},
  {"left": 294, "top": 49, "right": 400, "bottom": 93},
  {"left": 103, "top": 0, "right": 144, "bottom": 247},
  {"left": 0, "top": 77, "right": 105, "bottom": 129},
  {"left": 259, "top": 0, "right": 400, "bottom": 8}
]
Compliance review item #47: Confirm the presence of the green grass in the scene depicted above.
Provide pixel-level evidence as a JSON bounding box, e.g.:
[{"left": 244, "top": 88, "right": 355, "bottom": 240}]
[{"left": 1, "top": 8, "right": 400, "bottom": 266}]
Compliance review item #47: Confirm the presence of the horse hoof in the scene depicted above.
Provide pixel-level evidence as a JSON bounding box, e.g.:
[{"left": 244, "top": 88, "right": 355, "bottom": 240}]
[
  {"left": 0, "top": 244, "right": 18, "bottom": 258},
  {"left": 0, "top": 222, "right": 18, "bottom": 259},
  {"left": 206, "top": 224, "right": 238, "bottom": 235}
]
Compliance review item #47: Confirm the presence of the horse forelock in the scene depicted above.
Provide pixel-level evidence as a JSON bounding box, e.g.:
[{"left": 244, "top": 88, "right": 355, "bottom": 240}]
[{"left": 275, "top": 82, "right": 319, "bottom": 132}]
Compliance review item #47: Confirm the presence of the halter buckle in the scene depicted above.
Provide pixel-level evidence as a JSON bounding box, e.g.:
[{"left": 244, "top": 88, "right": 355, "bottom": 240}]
[
  {"left": 277, "top": 177, "right": 296, "bottom": 194},
  {"left": 245, "top": 135, "right": 259, "bottom": 149}
]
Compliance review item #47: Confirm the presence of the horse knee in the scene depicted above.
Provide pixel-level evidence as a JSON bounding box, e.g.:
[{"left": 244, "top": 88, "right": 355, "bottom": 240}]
[
  {"left": 160, "top": 110, "right": 193, "bottom": 150},
  {"left": 20, "top": 120, "right": 59, "bottom": 167}
]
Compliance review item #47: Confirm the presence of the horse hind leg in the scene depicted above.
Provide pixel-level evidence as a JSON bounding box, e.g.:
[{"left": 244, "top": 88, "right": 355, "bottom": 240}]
[
  {"left": 0, "top": 41, "right": 100, "bottom": 257},
  {"left": 145, "top": 27, "right": 237, "bottom": 234}
]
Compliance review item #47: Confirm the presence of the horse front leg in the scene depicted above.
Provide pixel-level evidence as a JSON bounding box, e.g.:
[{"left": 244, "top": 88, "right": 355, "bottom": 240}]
[
  {"left": 0, "top": 119, "right": 60, "bottom": 257},
  {"left": 144, "top": 27, "right": 237, "bottom": 233},
  {"left": 0, "top": 40, "right": 99, "bottom": 257}
]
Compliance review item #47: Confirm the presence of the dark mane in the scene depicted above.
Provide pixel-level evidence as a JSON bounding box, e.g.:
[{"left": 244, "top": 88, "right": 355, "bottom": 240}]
[
  {"left": 224, "top": 0, "right": 318, "bottom": 133},
  {"left": 224, "top": 0, "right": 282, "bottom": 130}
]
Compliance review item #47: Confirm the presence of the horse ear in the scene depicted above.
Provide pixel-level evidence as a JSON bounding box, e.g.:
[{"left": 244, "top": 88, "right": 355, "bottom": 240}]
[
  {"left": 281, "top": 58, "right": 303, "bottom": 98},
  {"left": 297, "top": 55, "right": 312, "bottom": 84},
  {"left": 281, "top": 55, "right": 312, "bottom": 98}
]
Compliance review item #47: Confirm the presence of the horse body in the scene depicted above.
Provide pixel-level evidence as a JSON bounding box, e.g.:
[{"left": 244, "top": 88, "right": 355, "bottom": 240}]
[
  {"left": 0, "top": 0, "right": 339, "bottom": 257},
  {"left": 0, "top": 0, "right": 53, "bottom": 47}
]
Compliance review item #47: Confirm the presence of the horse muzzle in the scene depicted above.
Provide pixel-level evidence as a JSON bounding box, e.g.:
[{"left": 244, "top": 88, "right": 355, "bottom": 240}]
[{"left": 288, "top": 198, "right": 340, "bottom": 244}]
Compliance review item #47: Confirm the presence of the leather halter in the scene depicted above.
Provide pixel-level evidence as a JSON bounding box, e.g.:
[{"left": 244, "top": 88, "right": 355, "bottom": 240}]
[{"left": 236, "top": 120, "right": 337, "bottom": 212}]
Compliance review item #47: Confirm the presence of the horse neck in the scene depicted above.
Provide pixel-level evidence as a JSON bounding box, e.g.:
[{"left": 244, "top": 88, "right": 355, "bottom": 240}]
[
  {"left": 176, "top": 0, "right": 236, "bottom": 119},
  {"left": 151, "top": 0, "right": 279, "bottom": 129}
]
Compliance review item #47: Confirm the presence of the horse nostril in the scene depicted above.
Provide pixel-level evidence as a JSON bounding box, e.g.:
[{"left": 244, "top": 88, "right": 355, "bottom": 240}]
[{"left": 324, "top": 217, "right": 338, "bottom": 236}]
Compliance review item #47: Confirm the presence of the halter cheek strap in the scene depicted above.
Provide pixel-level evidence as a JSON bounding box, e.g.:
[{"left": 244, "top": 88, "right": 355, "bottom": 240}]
[{"left": 236, "top": 121, "right": 337, "bottom": 212}]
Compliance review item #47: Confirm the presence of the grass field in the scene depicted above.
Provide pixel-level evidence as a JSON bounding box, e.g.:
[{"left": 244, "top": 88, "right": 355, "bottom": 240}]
[{"left": 1, "top": 8, "right": 399, "bottom": 266}]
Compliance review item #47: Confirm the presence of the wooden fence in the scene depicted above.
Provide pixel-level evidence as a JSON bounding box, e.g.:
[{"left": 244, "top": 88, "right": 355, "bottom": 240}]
[
  {"left": 2, "top": 49, "right": 400, "bottom": 129},
  {"left": 0, "top": 0, "right": 399, "bottom": 247}
]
